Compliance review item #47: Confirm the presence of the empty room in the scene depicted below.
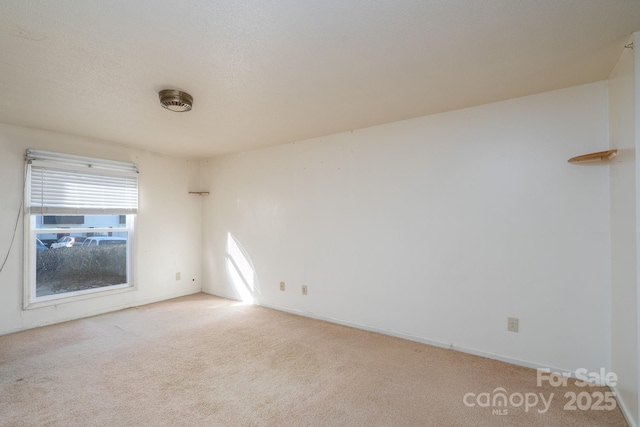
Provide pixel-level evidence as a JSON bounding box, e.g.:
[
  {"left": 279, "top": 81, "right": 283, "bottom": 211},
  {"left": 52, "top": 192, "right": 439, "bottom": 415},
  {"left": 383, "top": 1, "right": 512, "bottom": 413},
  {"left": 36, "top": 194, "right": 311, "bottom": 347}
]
[{"left": 1, "top": 1, "right": 639, "bottom": 426}]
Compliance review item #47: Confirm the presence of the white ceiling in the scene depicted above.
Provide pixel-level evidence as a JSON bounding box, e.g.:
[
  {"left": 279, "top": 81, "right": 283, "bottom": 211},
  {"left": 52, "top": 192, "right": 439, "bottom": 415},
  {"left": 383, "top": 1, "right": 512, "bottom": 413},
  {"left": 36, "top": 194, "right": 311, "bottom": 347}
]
[{"left": 1, "top": 1, "right": 639, "bottom": 159}]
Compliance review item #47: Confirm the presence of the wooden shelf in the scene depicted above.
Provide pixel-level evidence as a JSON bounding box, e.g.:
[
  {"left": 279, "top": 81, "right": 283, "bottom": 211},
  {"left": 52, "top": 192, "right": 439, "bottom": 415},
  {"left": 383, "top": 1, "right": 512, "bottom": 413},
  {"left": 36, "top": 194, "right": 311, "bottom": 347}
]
[
  {"left": 568, "top": 149, "right": 617, "bottom": 164},
  {"left": 188, "top": 191, "right": 210, "bottom": 195}
]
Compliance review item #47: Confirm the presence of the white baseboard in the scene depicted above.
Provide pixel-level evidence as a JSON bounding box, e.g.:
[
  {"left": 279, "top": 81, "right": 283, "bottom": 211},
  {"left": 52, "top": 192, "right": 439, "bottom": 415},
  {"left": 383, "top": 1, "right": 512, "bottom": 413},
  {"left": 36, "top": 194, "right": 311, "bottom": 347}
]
[
  {"left": 611, "top": 384, "right": 638, "bottom": 427},
  {"left": 256, "top": 300, "right": 561, "bottom": 370},
  {"left": 205, "top": 291, "right": 570, "bottom": 374},
  {"left": 0, "top": 289, "right": 201, "bottom": 336}
]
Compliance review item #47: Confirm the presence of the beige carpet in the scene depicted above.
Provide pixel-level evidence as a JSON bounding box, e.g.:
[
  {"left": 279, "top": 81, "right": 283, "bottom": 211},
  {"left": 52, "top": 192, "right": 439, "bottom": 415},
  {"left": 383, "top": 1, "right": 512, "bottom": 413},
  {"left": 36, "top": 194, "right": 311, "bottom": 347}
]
[{"left": 0, "top": 293, "right": 628, "bottom": 426}]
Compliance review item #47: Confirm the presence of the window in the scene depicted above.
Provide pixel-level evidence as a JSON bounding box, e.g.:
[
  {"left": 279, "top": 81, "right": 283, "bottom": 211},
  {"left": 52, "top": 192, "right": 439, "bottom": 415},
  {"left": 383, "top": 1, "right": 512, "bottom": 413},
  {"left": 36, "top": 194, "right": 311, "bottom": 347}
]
[{"left": 24, "top": 150, "right": 138, "bottom": 308}]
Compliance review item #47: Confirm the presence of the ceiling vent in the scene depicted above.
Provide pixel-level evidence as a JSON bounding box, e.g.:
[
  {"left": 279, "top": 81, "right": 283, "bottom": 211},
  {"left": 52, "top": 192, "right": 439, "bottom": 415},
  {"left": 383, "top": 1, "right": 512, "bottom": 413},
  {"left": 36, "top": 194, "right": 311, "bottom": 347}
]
[{"left": 159, "top": 89, "right": 193, "bottom": 112}]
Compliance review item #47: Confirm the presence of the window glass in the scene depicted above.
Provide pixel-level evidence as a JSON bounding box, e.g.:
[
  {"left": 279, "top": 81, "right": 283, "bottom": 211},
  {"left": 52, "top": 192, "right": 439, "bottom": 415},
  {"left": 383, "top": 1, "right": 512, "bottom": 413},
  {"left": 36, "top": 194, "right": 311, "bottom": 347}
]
[{"left": 35, "top": 215, "right": 130, "bottom": 298}]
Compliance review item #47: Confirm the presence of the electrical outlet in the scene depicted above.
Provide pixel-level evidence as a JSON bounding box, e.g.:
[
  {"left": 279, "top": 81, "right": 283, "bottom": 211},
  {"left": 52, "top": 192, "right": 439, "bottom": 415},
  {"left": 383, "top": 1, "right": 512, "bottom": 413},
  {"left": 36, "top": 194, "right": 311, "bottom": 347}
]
[
  {"left": 508, "top": 317, "right": 519, "bottom": 333},
  {"left": 280, "top": 282, "right": 285, "bottom": 291},
  {"left": 175, "top": 272, "right": 181, "bottom": 281},
  {"left": 302, "top": 285, "right": 307, "bottom": 295}
]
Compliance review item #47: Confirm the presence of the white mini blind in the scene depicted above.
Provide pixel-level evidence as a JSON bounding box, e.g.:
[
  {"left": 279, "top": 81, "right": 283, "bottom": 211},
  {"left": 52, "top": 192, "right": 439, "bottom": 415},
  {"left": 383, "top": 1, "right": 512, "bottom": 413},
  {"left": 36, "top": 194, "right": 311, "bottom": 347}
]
[{"left": 26, "top": 150, "right": 138, "bottom": 215}]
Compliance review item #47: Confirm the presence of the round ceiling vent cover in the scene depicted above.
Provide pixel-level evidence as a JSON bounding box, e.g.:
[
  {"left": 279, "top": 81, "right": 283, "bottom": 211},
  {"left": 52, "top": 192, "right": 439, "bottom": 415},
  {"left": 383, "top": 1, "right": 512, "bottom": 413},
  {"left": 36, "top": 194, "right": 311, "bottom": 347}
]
[{"left": 159, "top": 89, "right": 193, "bottom": 112}]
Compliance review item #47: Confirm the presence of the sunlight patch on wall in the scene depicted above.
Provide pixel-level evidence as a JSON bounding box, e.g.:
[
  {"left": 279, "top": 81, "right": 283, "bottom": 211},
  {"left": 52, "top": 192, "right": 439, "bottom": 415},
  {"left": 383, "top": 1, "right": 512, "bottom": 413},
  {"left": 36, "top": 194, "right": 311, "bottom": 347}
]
[{"left": 226, "top": 232, "right": 260, "bottom": 303}]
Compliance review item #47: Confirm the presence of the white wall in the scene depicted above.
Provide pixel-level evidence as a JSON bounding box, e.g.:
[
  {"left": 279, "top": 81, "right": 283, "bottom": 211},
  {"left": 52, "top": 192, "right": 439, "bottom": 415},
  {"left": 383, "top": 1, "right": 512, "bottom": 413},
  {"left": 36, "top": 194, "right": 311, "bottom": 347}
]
[
  {"left": 201, "top": 82, "right": 611, "bottom": 373},
  {"left": 0, "top": 124, "right": 201, "bottom": 334},
  {"left": 609, "top": 36, "right": 639, "bottom": 426}
]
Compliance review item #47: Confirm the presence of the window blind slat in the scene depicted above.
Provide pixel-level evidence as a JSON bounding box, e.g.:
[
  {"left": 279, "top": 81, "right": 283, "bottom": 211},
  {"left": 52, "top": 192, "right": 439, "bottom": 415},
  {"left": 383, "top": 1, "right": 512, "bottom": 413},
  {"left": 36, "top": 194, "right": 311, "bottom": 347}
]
[{"left": 28, "top": 160, "right": 138, "bottom": 215}]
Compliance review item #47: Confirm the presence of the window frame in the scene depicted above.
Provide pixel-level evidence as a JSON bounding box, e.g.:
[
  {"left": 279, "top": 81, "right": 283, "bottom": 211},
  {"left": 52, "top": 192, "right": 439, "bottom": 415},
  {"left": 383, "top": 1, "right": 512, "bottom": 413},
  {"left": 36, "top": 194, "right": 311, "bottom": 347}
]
[{"left": 23, "top": 150, "right": 138, "bottom": 310}]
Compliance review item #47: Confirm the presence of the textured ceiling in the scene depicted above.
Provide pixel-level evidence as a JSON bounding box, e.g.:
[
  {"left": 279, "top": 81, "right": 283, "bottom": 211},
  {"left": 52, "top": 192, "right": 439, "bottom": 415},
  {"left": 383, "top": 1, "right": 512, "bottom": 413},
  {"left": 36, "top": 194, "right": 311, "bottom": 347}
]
[{"left": 1, "top": 1, "right": 639, "bottom": 158}]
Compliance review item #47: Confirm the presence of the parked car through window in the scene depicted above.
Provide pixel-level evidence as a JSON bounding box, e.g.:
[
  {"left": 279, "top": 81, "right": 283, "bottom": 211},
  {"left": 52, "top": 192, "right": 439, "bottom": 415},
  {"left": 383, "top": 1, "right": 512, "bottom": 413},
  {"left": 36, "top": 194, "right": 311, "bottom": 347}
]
[
  {"left": 81, "top": 237, "right": 127, "bottom": 247},
  {"left": 50, "top": 236, "right": 76, "bottom": 249}
]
